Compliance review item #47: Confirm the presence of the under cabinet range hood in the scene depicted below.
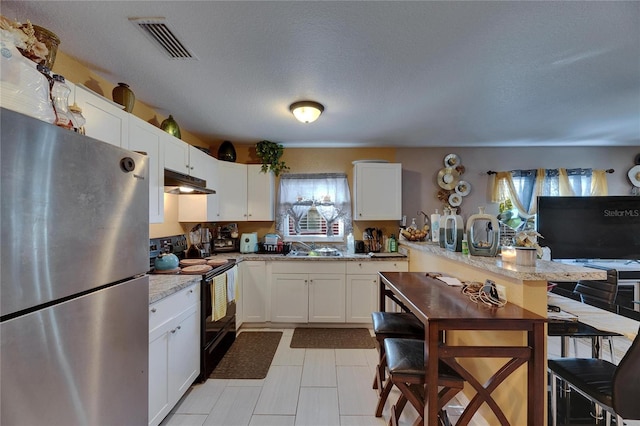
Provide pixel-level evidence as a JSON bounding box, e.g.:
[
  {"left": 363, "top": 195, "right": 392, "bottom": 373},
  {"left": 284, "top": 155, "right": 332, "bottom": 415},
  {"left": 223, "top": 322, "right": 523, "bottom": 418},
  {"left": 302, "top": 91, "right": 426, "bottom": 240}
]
[{"left": 164, "top": 169, "right": 215, "bottom": 195}]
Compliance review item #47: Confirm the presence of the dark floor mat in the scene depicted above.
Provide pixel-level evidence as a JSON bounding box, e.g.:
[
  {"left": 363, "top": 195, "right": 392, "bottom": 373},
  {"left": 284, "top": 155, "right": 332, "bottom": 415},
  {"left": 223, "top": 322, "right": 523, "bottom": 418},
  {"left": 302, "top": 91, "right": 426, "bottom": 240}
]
[
  {"left": 290, "top": 328, "right": 375, "bottom": 349},
  {"left": 209, "top": 331, "right": 282, "bottom": 379}
]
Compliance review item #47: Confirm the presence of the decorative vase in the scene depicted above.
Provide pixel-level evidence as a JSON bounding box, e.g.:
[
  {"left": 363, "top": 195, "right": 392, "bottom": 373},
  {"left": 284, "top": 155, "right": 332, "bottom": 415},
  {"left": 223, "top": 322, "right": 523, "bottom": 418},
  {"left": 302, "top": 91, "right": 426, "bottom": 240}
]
[
  {"left": 515, "top": 247, "right": 537, "bottom": 266},
  {"left": 30, "top": 24, "right": 60, "bottom": 70},
  {"left": 218, "top": 140, "right": 236, "bottom": 162},
  {"left": 161, "top": 115, "right": 181, "bottom": 139},
  {"left": 112, "top": 83, "right": 135, "bottom": 113}
]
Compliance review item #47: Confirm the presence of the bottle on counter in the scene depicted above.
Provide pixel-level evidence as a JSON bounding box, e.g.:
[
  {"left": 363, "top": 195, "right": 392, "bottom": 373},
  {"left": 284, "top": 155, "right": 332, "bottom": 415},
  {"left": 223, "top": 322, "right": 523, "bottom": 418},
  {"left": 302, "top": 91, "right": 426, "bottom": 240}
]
[
  {"left": 461, "top": 235, "right": 469, "bottom": 255},
  {"left": 431, "top": 209, "right": 441, "bottom": 243},
  {"left": 347, "top": 232, "right": 355, "bottom": 254},
  {"left": 389, "top": 234, "right": 398, "bottom": 252}
]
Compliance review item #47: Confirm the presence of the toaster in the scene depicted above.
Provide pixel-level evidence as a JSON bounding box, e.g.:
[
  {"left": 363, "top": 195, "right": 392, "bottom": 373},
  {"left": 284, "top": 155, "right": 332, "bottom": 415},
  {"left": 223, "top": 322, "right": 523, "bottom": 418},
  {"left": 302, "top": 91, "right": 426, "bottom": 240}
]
[{"left": 240, "top": 232, "right": 258, "bottom": 253}]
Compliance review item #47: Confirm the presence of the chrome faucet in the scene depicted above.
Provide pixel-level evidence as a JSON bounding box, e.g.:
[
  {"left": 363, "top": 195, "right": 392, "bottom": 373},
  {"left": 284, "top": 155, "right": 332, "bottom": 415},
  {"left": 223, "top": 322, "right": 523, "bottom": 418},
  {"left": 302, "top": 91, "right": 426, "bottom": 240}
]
[{"left": 291, "top": 241, "right": 316, "bottom": 252}]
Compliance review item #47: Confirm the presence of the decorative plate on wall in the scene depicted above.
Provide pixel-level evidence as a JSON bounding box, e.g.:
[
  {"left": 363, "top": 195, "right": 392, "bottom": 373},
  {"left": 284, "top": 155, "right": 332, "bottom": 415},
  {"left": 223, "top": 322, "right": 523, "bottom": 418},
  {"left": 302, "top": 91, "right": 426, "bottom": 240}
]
[
  {"left": 455, "top": 181, "right": 471, "bottom": 196},
  {"left": 437, "top": 167, "right": 460, "bottom": 190},
  {"left": 444, "top": 153, "right": 461, "bottom": 168},
  {"left": 448, "top": 192, "right": 462, "bottom": 207},
  {"left": 628, "top": 165, "right": 640, "bottom": 187}
]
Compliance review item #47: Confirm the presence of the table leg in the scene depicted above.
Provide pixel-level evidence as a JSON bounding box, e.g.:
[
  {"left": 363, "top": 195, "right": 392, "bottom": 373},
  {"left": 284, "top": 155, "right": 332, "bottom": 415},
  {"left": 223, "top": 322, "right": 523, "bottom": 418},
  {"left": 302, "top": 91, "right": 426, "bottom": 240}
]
[
  {"left": 529, "top": 323, "right": 545, "bottom": 426},
  {"left": 425, "top": 324, "right": 439, "bottom": 426}
]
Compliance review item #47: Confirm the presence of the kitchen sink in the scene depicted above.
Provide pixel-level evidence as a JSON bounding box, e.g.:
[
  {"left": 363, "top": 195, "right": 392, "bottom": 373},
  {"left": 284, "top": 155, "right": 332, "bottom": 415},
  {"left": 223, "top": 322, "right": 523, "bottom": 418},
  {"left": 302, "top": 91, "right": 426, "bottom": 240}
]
[
  {"left": 286, "top": 251, "right": 309, "bottom": 257},
  {"left": 285, "top": 250, "right": 343, "bottom": 257}
]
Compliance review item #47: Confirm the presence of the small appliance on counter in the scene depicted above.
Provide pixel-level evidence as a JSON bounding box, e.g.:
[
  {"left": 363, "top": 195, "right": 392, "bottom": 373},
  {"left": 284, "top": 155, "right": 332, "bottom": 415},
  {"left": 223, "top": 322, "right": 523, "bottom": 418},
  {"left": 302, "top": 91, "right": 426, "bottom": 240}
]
[
  {"left": 187, "top": 224, "right": 211, "bottom": 258},
  {"left": 212, "top": 224, "right": 240, "bottom": 253},
  {"left": 240, "top": 232, "right": 258, "bottom": 253},
  {"left": 258, "top": 233, "right": 291, "bottom": 254}
]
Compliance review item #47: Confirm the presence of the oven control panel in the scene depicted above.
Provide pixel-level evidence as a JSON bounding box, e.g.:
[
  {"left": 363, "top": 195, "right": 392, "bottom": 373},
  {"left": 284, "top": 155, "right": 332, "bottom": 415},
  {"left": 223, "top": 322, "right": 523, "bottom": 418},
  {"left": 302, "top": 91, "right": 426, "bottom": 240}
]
[{"left": 149, "top": 235, "right": 188, "bottom": 263}]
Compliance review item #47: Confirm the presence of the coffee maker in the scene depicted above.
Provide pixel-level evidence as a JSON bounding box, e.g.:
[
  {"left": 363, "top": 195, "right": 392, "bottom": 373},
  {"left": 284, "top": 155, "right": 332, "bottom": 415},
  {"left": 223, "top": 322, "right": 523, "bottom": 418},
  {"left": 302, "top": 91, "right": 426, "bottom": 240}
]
[{"left": 212, "top": 223, "right": 240, "bottom": 253}]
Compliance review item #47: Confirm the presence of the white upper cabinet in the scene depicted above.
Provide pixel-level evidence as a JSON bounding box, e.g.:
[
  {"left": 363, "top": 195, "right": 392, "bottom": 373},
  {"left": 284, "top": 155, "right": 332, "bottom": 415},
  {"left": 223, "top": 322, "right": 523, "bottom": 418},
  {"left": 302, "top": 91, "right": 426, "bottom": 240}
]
[
  {"left": 162, "top": 136, "right": 210, "bottom": 182},
  {"left": 127, "top": 115, "right": 165, "bottom": 223},
  {"left": 216, "top": 161, "right": 248, "bottom": 221},
  {"left": 177, "top": 156, "right": 219, "bottom": 223},
  {"left": 178, "top": 162, "right": 274, "bottom": 223},
  {"left": 247, "top": 164, "right": 275, "bottom": 221},
  {"left": 162, "top": 136, "right": 190, "bottom": 175},
  {"left": 73, "top": 84, "right": 129, "bottom": 148},
  {"left": 353, "top": 162, "right": 402, "bottom": 220},
  {"left": 187, "top": 146, "right": 214, "bottom": 184}
]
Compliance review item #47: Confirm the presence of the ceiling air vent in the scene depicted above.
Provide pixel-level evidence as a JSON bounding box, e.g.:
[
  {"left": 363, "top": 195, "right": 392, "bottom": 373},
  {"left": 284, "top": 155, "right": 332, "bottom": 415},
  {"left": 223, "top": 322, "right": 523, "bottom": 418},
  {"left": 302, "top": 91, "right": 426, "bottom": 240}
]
[{"left": 130, "top": 17, "right": 197, "bottom": 60}]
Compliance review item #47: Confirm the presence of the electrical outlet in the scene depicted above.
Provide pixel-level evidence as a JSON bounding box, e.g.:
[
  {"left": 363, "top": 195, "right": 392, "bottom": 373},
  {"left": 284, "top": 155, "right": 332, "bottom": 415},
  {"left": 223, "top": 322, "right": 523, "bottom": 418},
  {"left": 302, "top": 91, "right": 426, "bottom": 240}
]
[{"left": 495, "top": 284, "right": 507, "bottom": 302}]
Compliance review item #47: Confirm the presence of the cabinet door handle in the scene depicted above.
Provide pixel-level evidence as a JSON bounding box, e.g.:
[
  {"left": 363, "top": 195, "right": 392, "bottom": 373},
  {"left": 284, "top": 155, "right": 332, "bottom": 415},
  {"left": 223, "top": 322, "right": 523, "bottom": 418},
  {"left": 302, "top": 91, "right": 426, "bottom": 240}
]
[
  {"left": 189, "top": 289, "right": 193, "bottom": 294},
  {"left": 177, "top": 325, "right": 181, "bottom": 330},
  {"left": 151, "top": 308, "right": 157, "bottom": 313},
  {"left": 171, "top": 328, "right": 177, "bottom": 333}
]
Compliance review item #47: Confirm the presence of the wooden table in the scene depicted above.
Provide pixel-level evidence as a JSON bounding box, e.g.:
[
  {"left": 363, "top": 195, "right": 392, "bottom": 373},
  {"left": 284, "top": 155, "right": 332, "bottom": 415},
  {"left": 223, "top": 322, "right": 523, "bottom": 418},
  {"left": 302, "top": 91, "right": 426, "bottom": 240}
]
[{"left": 379, "top": 272, "right": 547, "bottom": 426}]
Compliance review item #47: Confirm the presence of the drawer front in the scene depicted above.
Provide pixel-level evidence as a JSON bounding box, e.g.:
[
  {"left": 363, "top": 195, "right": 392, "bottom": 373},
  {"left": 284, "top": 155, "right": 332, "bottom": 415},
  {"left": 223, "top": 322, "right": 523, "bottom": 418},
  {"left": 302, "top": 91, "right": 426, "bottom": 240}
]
[
  {"left": 149, "top": 283, "right": 200, "bottom": 333},
  {"left": 346, "top": 261, "right": 408, "bottom": 275},
  {"left": 271, "top": 261, "right": 346, "bottom": 274}
]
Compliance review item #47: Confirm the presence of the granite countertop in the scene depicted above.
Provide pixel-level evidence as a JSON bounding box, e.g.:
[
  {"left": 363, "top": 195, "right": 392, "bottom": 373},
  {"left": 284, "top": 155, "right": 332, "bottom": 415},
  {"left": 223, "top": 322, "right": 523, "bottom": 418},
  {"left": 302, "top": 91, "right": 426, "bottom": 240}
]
[
  {"left": 148, "top": 274, "right": 201, "bottom": 305},
  {"left": 148, "top": 252, "right": 406, "bottom": 305},
  {"left": 400, "top": 241, "right": 607, "bottom": 282},
  {"left": 548, "top": 293, "right": 639, "bottom": 341},
  {"left": 238, "top": 252, "right": 407, "bottom": 261}
]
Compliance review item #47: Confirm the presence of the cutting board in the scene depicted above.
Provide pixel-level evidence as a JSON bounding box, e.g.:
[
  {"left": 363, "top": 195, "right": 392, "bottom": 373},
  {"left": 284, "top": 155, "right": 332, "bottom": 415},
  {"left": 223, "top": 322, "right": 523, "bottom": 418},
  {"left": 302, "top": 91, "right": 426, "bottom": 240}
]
[{"left": 181, "top": 264, "right": 213, "bottom": 275}]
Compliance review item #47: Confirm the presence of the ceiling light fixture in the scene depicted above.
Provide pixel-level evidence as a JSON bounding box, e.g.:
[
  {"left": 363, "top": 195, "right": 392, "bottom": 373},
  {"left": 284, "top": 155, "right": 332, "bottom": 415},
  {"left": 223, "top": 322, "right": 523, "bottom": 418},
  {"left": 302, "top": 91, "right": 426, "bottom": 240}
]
[{"left": 289, "top": 101, "right": 324, "bottom": 123}]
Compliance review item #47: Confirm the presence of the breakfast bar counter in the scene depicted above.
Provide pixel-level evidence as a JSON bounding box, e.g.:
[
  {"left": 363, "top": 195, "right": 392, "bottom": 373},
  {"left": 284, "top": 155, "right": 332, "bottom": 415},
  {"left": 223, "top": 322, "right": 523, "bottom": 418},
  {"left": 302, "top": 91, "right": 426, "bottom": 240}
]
[
  {"left": 398, "top": 241, "right": 606, "bottom": 424},
  {"left": 379, "top": 272, "right": 546, "bottom": 426},
  {"left": 400, "top": 241, "right": 606, "bottom": 315}
]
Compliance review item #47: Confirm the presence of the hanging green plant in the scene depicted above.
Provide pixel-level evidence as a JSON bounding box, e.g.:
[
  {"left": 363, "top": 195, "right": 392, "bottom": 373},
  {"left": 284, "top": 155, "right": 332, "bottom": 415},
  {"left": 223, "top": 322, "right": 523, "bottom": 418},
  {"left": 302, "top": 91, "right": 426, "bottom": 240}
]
[{"left": 255, "top": 140, "right": 289, "bottom": 176}]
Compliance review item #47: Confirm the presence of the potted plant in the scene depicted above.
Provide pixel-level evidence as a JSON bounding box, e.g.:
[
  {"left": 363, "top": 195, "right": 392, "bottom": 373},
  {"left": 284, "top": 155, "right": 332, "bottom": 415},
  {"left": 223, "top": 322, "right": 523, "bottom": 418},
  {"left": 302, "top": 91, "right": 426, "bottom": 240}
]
[{"left": 255, "top": 140, "right": 289, "bottom": 176}]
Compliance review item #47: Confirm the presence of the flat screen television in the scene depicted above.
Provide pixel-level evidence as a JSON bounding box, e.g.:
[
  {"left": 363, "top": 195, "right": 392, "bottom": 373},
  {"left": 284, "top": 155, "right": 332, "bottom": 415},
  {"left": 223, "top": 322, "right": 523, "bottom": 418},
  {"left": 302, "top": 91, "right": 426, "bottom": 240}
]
[{"left": 536, "top": 196, "right": 640, "bottom": 261}]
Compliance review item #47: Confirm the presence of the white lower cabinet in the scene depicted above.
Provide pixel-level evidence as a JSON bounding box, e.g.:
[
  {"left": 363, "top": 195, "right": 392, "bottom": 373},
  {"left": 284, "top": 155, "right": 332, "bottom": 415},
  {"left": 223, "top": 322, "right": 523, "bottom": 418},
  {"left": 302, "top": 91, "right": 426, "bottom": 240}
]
[
  {"left": 346, "top": 261, "right": 409, "bottom": 323},
  {"left": 308, "top": 273, "right": 346, "bottom": 322},
  {"left": 271, "top": 273, "right": 309, "bottom": 322},
  {"left": 148, "top": 283, "right": 200, "bottom": 426},
  {"left": 241, "top": 261, "right": 267, "bottom": 323},
  {"left": 270, "top": 262, "right": 346, "bottom": 323}
]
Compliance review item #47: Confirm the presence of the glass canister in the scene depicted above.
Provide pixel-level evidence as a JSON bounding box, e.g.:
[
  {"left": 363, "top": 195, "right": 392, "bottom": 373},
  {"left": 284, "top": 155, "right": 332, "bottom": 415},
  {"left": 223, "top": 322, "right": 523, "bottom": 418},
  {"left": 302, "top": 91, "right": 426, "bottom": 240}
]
[
  {"left": 466, "top": 207, "right": 500, "bottom": 257},
  {"left": 443, "top": 208, "right": 464, "bottom": 252},
  {"left": 51, "top": 74, "right": 71, "bottom": 128},
  {"left": 438, "top": 208, "right": 449, "bottom": 248}
]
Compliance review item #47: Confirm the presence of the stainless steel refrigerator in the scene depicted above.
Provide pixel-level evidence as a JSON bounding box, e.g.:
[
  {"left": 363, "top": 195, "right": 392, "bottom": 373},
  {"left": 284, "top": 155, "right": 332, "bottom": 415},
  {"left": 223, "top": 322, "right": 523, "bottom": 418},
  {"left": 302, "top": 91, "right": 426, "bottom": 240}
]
[{"left": 1, "top": 108, "right": 150, "bottom": 425}]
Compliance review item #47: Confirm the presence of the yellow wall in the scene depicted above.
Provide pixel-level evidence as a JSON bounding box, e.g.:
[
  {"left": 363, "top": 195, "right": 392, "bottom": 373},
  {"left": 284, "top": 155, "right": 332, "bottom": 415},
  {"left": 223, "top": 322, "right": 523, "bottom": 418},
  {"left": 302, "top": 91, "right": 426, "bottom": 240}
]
[
  {"left": 55, "top": 50, "right": 403, "bottom": 241},
  {"left": 53, "top": 51, "right": 209, "bottom": 149},
  {"left": 169, "top": 145, "right": 402, "bottom": 241}
]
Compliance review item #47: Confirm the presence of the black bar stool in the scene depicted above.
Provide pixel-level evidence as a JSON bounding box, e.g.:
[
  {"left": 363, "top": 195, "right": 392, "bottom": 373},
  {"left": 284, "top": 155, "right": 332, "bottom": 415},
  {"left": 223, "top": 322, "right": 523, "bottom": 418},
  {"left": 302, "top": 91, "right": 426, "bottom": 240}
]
[
  {"left": 371, "top": 312, "right": 425, "bottom": 394},
  {"left": 377, "top": 337, "right": 465, "bottom": 426},
  {"left": 548, "top": 325, "right": 640, "bottom": 426}
]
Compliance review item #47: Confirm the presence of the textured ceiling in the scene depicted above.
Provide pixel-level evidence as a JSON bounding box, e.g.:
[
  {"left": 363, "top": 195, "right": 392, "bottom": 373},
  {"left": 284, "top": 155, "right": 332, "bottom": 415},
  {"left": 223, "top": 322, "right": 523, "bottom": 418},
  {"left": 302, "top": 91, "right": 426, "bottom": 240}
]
[{"left": 2, "top": 1, "right": 639, "bottom": 148}]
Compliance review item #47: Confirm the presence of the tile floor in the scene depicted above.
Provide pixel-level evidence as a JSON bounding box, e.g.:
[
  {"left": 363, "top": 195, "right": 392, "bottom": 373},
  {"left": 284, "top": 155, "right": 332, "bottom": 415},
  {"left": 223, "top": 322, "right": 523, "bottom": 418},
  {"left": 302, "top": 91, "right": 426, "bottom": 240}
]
[
  {"left": 163, "top": 329, "right": 639, "bottom": 426},
  {"left": 161, "top": 328, "right": 463, "bottom": 426}
]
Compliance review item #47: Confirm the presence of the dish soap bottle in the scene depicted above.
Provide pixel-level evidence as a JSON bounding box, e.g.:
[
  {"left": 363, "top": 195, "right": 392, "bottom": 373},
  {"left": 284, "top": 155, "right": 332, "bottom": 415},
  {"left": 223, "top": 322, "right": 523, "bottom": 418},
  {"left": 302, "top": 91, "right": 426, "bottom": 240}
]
[
  {"left": 347, "top": 232, "right": 355, "bottom": 254},
  {"left": 389, "top": 234, "right": 397, "bottom": 252}
]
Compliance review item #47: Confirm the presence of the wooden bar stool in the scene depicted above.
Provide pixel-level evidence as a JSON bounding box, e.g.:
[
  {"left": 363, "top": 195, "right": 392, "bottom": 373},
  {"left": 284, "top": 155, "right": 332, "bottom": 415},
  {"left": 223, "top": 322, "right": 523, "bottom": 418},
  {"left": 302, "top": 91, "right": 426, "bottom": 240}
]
[
  {"left": 371, "top": 312, "right": 425, "bottom": 393},
  {"left": 377, "top": 337, "right": 465, "bottom": 426}
]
